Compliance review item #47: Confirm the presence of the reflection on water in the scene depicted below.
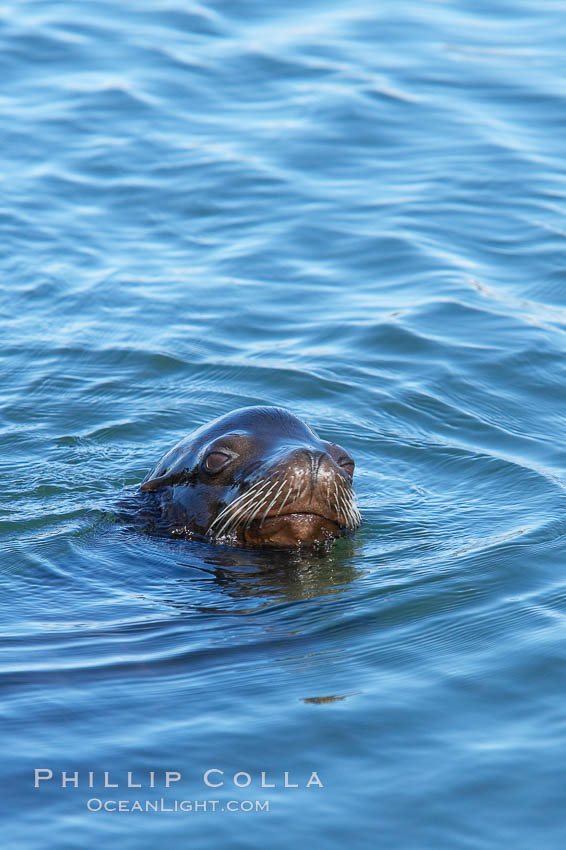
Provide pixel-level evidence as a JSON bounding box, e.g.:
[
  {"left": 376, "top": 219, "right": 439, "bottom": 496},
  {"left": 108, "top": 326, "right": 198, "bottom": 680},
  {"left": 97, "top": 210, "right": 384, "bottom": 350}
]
[
  {"left": 302, "top": 694, "right": 352, "bottom": 704},
  {"left": 173, "top": 535, "right": 365, "bottom": 608}
]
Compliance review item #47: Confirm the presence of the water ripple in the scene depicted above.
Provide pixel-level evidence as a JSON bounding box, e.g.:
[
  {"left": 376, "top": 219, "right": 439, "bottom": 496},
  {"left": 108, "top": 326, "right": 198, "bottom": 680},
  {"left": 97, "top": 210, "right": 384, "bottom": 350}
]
[{"left": 2, "top": 0, "right": 566, "bottom": 846}]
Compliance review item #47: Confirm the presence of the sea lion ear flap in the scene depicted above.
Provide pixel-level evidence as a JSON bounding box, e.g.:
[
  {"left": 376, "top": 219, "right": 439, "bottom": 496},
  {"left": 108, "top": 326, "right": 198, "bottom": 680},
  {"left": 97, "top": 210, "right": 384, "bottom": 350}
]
[
  {"left": 139, "top": 438, "right": 197, "bottom": 492},
  {"left": 139, "top": 464, "right": 191, "bottom": 491},
  {"left": 140, "top": 474, "right": 174, "bottom": 492}
]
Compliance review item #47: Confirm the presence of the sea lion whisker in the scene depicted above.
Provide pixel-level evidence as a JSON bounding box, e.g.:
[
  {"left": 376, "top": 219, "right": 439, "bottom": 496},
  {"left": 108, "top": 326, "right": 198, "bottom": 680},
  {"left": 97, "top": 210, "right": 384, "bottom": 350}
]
[
  {"left": 335, "top": 484, "right": 346, "bottom": 525},
  {"left": 208, "top": 479, "right": 272, "bottom": 537},
  {"left": 332, "top": 479, "right": 341, "bottom": 519},
  {"left": 244, "top": 481, "right": 279, "bottom": 531},
  {"left": 338, "top": 480, "right": 361, "bottom": 528},
  {"left": 343, "top": 493, "right": 357, "bottom": 528},
  {"left": 207, "top": 483, "right": 263, "bottom": 535},
  {"left": 275, "top": 482, "right": 292, "bottom": 517},
  {"left": 208, "top": 486, "right": 254, "bottom": 529},
  {"left": 224, "top": 487, "right": 275, "bottom": 534},
  {"left": 350, "top": 497, "right": 361, "bottom": 527},
  {"left": 214, "top": 496, "right": 261, "bottom": 538},
  {"left": 343, "top": 481, "right": 362, "bottom": 526},
  {"left": 337, "top": 487, "right": 349, "bottom": 527},
  {"left": 337, "top": 480, "right": 352, "bottom": 520},
  {"left": 221, "top": 486, "right": 273, "bottom": 537},
  {"left": 260, "top": 478, "right": 288, "bottom": 528},
  {"left": 212, "top": 484, "right": 275, "bottom": 538},
  {"left": 337, "top": 480, "right": 356, "bottom": 528},
  {"left": 222, "top": 502, "right": 261, "bottom": 537}
]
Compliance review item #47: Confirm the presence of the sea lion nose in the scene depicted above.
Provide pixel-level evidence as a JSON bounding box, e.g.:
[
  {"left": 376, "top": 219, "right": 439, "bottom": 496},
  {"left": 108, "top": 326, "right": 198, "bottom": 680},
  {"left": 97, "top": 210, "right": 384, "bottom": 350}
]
[
  {"left": 306, "top": 449, "right": 327, "bottom": 482},
  {"left": 284, "top": 448, "right": 330, "bottom": 484}
]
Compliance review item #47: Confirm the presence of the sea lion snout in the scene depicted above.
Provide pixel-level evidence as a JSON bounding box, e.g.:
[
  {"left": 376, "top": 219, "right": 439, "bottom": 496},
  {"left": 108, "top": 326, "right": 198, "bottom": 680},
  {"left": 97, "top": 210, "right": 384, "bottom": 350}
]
[{"left": 238, "top": 447, "right": 356, "bottom": 548}]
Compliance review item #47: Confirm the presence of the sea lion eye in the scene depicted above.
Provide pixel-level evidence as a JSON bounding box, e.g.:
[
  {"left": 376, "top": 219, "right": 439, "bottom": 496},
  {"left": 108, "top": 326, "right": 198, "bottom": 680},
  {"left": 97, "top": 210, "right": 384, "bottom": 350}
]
[
  {"left": 204, "top": 450, "right": 235, "bottom": 474},
  {"left": 339, "top": 458, "right": 355, "bottom": 479}
]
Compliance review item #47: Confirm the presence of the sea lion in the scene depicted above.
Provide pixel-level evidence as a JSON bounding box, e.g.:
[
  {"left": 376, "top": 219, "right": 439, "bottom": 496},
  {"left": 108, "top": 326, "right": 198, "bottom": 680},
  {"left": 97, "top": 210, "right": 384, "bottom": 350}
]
[{"left": 139, "top": 406, "right": 361, "bottom": 548}]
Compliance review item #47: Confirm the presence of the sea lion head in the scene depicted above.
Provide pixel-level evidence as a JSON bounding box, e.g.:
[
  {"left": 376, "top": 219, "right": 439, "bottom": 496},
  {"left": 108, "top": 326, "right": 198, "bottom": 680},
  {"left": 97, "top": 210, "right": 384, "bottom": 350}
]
[{"left": 140, "top": 406, "right": 361, "bottom": 548}]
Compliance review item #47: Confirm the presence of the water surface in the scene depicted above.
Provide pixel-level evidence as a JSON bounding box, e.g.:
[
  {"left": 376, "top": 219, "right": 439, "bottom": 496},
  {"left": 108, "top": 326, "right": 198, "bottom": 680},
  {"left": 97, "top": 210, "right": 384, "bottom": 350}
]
[{"left": 2, "top": 0, "right": 566, "bottom": 847}]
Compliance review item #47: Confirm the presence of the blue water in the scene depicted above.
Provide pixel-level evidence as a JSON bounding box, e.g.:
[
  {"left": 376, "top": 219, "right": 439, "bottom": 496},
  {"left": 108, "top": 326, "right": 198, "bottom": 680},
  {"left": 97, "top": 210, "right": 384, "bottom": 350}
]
[{"left": 2, "top": 0, "right": 566, "bottom": 847}]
